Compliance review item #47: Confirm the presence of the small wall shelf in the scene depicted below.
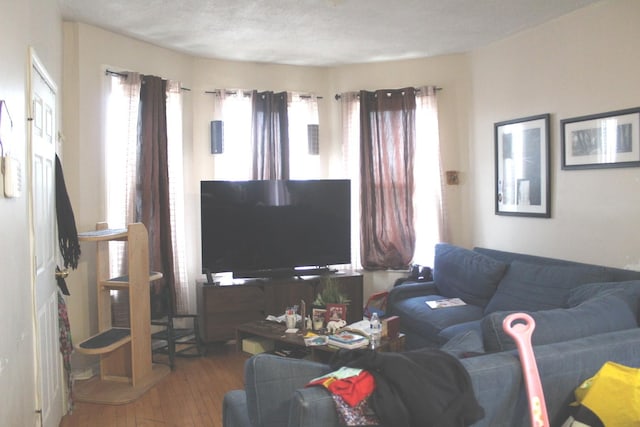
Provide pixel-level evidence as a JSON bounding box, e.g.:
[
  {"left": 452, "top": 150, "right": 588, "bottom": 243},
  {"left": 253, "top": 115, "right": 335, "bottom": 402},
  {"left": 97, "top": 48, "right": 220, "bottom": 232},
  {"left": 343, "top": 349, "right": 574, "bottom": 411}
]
[{"left": 74, "top": 222, "right": 170, "bottom": 404}]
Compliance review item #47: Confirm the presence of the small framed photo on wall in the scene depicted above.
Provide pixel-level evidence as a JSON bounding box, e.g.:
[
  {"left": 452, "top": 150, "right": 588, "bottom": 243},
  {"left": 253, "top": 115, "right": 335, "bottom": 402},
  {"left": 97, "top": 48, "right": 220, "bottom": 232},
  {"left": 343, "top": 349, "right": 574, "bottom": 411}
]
[
  {"left": 561, "top": 107, "right": 640, "bottom": 170},
  {"left": 495, "top": 114, "right": 551, "bottom": 218}
]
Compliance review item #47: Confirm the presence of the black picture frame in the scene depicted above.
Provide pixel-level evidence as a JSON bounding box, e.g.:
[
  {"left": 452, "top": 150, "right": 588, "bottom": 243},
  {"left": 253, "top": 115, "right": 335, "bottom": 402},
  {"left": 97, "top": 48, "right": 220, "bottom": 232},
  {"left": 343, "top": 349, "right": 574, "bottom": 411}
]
[
  {"left": 561, "top": 107, "right": 640, "bottom": 170},
  {"left": 495, "top": 114, "right": 551, "bottom": 218}
]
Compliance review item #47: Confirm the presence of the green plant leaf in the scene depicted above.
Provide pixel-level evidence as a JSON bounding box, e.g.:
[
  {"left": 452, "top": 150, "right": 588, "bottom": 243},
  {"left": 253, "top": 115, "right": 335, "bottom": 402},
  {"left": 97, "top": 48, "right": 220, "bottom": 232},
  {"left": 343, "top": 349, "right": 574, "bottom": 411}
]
[{"left": 313, "top": 276, "right": 350, "bottom": 307}]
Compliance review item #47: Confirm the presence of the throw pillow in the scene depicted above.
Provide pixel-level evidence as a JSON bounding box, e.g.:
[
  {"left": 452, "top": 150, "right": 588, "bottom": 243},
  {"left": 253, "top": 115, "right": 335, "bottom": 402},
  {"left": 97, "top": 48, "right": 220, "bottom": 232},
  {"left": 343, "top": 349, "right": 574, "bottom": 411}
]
[
  {"left": 433, "top": 243, "right": 508, "bottom": 307},
  {"left": 481, "top": 292, "right": 638, "bottom": 352},
  {"left": 484, "top": 260, "right": 613, "bottom": 314}
]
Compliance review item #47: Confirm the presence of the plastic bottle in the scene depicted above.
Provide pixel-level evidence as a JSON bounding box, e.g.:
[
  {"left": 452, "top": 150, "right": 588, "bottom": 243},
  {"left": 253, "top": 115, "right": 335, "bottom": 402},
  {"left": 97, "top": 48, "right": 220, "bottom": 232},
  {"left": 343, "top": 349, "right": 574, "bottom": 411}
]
[{"left": 369, "top": 312, "right": 381, "bottom": 349}]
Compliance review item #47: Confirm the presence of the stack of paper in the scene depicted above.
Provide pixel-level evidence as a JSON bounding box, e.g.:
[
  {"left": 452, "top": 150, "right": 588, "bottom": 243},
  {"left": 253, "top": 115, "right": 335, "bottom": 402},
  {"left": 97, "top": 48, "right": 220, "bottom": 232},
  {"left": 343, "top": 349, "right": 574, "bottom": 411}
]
[
  {"left": 328, "top": 330, "right": 369, "bottom": 349},
  {"left": 426, "top": 298, "right": 467, "bottom": 309}
]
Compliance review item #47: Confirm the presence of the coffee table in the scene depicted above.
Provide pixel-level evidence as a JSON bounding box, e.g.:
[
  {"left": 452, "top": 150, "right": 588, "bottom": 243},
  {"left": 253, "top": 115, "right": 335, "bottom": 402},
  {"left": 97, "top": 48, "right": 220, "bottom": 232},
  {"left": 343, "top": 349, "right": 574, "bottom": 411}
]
[{"left": 236, "top": 319, "right": 405, "bottom": 361}]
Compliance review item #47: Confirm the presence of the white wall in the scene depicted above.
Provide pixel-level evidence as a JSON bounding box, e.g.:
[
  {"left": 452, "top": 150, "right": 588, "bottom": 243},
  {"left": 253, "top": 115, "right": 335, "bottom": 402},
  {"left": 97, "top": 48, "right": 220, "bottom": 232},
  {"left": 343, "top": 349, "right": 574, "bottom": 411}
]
[
  {"left": 469, "top": 0, "right": 640, "bottom": 269},
  {"left": 0, "top": 0, "right": 62, "bottom": 424}
]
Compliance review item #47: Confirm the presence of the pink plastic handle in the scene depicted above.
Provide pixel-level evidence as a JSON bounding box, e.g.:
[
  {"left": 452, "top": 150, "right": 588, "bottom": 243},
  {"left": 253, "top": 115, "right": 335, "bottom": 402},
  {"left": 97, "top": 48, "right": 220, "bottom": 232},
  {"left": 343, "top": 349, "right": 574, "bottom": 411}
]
[{"left": 502, "top": 313, "right": 549, "bottom": 427}]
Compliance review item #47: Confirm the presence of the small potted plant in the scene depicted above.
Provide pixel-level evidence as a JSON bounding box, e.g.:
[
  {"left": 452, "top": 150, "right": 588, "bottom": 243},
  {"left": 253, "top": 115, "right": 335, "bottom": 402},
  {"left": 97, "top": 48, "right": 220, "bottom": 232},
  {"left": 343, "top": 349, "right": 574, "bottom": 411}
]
[
  {"left": 312, "top": 276, "right": 350, "bottom": 307},
  {"left": 312, "top": 276, "right": 350, "bottom": 329}
]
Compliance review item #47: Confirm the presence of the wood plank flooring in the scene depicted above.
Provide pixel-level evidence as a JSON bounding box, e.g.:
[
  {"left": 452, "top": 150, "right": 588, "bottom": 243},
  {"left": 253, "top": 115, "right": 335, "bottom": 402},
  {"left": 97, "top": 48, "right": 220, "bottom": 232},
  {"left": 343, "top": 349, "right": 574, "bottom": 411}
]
[{"left": 60, "top": 342, "right": 249, "bottom": 427}]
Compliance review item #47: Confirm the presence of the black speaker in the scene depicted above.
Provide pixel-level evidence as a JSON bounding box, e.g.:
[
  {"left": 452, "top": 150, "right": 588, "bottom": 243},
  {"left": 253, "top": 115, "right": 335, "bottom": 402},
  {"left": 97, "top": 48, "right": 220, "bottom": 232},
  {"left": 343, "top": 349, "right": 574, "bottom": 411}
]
[
  {"left": 307, "top": 124, "right": 319, "bottom": 155},
  {"left": 210, "top": 120, "right": 224, "bottom": 154}
]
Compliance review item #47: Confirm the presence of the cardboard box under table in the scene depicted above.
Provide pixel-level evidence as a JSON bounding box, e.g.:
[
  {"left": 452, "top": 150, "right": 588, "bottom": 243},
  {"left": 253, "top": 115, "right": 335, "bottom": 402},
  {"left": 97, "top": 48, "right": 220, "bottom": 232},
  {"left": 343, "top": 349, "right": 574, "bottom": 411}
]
[{"left": 242, "top": 337, "right": 275, "bottom": 354}]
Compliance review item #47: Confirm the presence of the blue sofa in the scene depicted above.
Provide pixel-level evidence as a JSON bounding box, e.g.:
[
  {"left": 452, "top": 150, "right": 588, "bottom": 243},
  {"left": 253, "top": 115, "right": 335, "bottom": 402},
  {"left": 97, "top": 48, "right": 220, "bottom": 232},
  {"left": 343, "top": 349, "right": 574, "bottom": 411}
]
[
  {"left": 388, "top": 244, "right": 640, "bottom": 350},
  {"left": 223, "top": 245, "right": 640, "bottom": 427}
]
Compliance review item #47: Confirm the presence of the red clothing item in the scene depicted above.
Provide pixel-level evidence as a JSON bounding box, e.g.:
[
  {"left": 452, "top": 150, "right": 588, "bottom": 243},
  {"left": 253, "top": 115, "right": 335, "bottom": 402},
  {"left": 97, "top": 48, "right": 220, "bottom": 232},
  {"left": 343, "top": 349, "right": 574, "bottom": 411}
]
[{"left": 307, "top": 370, "right": 375, "bottom": 407}]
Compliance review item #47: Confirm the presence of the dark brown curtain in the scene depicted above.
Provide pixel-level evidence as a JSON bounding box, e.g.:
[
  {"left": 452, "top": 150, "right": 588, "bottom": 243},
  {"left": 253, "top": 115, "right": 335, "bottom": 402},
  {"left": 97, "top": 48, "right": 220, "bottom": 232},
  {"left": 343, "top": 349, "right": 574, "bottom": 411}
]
[
  {"left": 251, "top": 91, "right": 290, "bottom": 180},
  {"left": 138, "top": 75, "right": 176, "bottom": 318},
  {"left": 359, "top": 88, "right": 417, "bottom": 270}
]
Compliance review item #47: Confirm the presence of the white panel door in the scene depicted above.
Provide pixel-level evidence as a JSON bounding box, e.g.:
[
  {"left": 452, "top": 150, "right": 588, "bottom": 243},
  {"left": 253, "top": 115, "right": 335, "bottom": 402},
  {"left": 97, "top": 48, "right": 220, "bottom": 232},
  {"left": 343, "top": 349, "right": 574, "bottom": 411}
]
[{"left": 30, "top": 49, "right": 63, "bottom": 427}]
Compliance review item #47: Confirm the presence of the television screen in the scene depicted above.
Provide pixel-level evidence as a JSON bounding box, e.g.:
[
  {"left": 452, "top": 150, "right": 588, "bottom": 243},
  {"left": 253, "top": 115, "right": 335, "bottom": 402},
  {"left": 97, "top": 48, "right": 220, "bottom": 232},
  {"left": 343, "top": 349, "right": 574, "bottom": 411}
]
[{"left": 200, "top": 179, "right": 351, "bottom": 278}]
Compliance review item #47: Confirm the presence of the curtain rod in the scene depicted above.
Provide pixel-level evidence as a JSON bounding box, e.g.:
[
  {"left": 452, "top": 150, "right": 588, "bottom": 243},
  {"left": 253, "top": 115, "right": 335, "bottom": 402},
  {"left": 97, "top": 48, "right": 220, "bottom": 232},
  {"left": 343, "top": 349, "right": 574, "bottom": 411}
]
[
  {"left": 105, "top": 69, "right": 191, "bottom": 91},
  {"left": 204, "top": 89, "right": 323, "bottom": 99},
  {"left": 334, "top": 87, "right": 442, "bottom": 100},
  {"left": 204, "top": 89, "right": 250, "bottom": 97}
]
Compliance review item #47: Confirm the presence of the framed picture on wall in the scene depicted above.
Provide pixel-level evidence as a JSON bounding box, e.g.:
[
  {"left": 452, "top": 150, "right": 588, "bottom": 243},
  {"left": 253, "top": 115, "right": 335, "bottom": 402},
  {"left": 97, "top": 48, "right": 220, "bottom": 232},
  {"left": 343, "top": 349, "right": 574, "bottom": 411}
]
[
  {"left": 561, "top": 107, "right": 640, "bottom": 170},
  {"left": 495, "top": 114, "right": 550, "bottom": 218}
]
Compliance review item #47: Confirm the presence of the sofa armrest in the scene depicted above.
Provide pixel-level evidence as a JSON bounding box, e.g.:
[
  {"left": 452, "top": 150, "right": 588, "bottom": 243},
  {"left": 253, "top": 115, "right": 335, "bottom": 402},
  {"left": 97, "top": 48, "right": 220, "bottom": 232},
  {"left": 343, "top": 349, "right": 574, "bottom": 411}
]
[
  {"left": 223, "top": 390, "right": 252, "bottom": 427},
  {"left": 462, "top": 328, "right": 640, "bottom": 427},
  {"left": 288, "top": 387, "right": 340, "bottom": 427},
  {"left": 387, "top": 281, "right": 439, "bottom": 314},
  {"left": 244, "top": 354, "right": 330, "bottom": 427}
]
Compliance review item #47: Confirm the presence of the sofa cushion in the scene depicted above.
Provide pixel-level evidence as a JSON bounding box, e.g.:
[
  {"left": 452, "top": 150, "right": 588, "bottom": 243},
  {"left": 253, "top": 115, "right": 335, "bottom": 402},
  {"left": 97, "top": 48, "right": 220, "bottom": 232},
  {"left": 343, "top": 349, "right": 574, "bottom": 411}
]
[
  {"left": 440, "top": 329, "right": 485, "bottom": 358},
  {"left": 438, "top": 319, "right": 483, "bottom": 342},
  {"left": 567, "top": 280, "right": 640, "bottom": 307},
  {"left": 433, "top": 243, "right": 508, "bottom": 307},
  {"left": 392, "top": 294, "right": 485, "bottom": 346},
  {"left": 484, "top": 260, "right": 613, "bottom": 314},
  {"left": 481, "top": 292, "right": 638, "bottom": 352}
]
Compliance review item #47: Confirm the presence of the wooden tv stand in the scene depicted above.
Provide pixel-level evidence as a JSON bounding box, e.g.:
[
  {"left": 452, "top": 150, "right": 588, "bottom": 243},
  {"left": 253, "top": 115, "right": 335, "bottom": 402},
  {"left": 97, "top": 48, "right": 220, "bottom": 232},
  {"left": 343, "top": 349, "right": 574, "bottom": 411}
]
[{"left": 196, "top": 272, "right": 363, "bottom": 343}]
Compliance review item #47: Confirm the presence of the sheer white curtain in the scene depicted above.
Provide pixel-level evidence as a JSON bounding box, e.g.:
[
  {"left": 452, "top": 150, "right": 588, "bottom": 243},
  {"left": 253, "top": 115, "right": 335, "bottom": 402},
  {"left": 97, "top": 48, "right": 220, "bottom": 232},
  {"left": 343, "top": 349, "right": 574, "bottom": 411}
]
[
  {"left": 166, "top": 81, "right": 190, "bottom": 313},
  {"left": 288, "top": 92, "right": 320, "bottom": 179},
  {"left": 105, "top": 73, "right": 190, "bottom": 312},
  {"left": 105, "top": 72, "right": 141, "bottom": 278},
  {"left": 340, "top": 92, "right": 362, "bottom": 270},
  {"left": 413, "top": 86, "right": 446, "bottom": 266},
  {"left": 340, "top": 87, "right": 445, "bottom": 269}
]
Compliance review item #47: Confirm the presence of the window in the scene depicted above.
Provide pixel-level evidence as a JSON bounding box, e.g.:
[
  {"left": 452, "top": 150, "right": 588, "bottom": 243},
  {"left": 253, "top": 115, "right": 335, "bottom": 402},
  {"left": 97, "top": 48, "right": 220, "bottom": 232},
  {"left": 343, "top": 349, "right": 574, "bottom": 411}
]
[
  {"left": 341, "top": 87, "right": 444, "bottom": 269},
  {"left": 105, "top": 73, "right": 190, "bottom": 313},
  {"left": 211, "top": 90, "right": 320, "bottom": 179},
  {"left": 288, "top": 93, "right": 321, "bottom": 179},
  {"left": 105, "top": 74, "right": 140, "bottom": 279},
  {"left": 212, "top": 90, "right": 253, "bottom": 180},
  {"left": 413, "top": 89, "right": 444, "bottom": 266}
]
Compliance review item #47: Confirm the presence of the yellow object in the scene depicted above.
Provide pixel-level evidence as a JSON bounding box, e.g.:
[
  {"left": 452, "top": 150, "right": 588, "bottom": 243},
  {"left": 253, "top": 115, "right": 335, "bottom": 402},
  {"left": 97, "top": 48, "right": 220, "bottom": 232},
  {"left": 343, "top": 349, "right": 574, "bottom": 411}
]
[
  {"left": 573, "top": 361, "right": 640, "bottom": 426},
  {"left": 242, "top": 337, "right": 274, "bottom": 354}
]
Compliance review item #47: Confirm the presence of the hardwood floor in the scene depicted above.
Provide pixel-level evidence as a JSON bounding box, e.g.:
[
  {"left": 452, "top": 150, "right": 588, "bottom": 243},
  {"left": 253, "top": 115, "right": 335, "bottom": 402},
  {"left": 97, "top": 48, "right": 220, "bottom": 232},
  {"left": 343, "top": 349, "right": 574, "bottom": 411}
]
[{"left": 60, "top": 342, "right": 249, "bottom": 427}]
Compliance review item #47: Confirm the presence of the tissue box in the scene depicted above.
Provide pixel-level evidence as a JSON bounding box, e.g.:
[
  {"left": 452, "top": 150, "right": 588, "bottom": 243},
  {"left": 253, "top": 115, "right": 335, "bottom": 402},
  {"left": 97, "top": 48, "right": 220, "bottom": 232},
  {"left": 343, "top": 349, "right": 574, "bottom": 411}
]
[{"left": 242, "top": 337, "right": 274, "bottom": 355}]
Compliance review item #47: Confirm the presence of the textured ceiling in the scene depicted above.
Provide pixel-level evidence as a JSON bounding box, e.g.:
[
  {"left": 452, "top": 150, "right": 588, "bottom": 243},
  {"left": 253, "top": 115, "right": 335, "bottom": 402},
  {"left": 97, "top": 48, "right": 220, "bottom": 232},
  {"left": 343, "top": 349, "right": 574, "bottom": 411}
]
[{"left": 59, "top": 0, "right": 600, "bottom": 66}]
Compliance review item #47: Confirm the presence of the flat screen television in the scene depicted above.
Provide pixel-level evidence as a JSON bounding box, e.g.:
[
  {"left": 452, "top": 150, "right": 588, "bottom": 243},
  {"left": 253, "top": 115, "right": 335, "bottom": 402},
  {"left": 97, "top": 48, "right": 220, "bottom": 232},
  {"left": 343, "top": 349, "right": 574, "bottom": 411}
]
[{"left": 200, "top": 179, "right": 351, "bottom": 280}]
